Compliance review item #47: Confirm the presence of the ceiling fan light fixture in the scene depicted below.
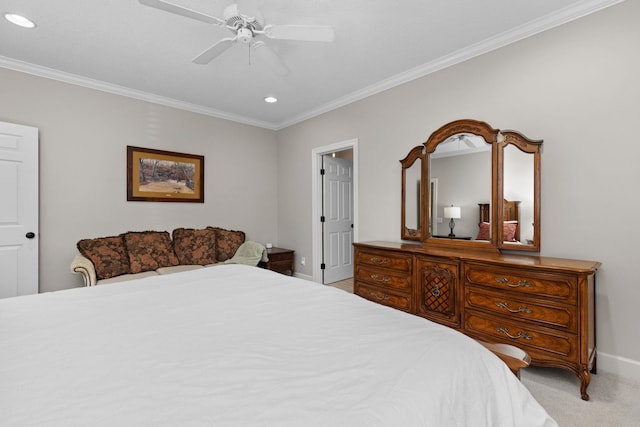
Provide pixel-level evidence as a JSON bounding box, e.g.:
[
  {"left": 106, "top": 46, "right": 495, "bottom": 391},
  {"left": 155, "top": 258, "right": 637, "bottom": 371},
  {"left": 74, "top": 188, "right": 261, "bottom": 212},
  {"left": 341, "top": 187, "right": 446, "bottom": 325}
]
[
  {"left": 4, "top": 13, "right": 36, "bottom": 29},
  {"left": 264, "top": 96, "right": 278, "bottom": 104}
]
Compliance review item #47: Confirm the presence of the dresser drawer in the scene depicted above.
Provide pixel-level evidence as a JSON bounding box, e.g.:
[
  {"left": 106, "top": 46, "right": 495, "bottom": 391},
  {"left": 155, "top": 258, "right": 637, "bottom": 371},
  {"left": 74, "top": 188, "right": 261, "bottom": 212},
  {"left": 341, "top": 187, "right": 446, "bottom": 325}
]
[
  {"left": 464, "top": 288, "right": 576, "bottom": 331},
  {"left": 465, "top": 264, "right": 577, "bottom": 303},
  {"left": 356, "top": 283, "right": 412, "bottom": 312},
  {"left": 355, "top": 266, "right": 412, "bottom": 291},
  {"left": 464, "top": 311, "right": 577, "bottom": 362},
  {"left": 356, "top": 250, "right": 411, "bottom": 272}
]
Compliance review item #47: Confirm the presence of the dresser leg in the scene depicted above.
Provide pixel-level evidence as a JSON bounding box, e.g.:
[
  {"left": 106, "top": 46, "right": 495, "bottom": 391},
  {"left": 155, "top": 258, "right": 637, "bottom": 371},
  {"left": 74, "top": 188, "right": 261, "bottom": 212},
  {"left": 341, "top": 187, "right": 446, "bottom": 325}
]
[{"left": 578, "top": 368, "right": 591, "bottom": 401}]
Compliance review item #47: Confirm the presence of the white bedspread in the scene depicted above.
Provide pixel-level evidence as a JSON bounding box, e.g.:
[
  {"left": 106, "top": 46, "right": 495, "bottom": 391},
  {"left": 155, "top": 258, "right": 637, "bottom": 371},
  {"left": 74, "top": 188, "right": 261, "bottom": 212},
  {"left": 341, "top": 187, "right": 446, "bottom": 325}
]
[{"left": 0, "top": 265, "right": 556, "bottom": 426}]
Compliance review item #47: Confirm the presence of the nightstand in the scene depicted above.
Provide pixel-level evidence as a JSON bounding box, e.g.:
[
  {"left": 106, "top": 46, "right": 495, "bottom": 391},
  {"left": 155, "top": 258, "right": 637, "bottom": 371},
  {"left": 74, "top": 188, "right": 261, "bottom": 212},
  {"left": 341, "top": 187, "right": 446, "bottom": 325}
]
[{"left": 259, "top": 247, "right": 295, "bottom": 276}]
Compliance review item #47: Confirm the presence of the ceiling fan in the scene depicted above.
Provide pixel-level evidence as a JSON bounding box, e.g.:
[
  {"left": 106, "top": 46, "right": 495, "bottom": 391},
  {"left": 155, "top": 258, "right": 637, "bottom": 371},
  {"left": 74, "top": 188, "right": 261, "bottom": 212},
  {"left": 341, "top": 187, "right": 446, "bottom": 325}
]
[
  {"left": 455, "top": 134, "right": 479, "bottom": 148},
  {"left": 139, "top": 0, "right": 335, "bottom": 72}
]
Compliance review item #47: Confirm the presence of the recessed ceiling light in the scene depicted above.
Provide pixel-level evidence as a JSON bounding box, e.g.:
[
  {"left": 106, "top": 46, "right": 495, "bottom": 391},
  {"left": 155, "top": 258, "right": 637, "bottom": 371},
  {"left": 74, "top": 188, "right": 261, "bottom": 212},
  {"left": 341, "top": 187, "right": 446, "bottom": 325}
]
[
  {"left": 264, "top": 96, "right": 278, "bottom": 104},
  {"left": 4, "top": 13, "right": 36, "bottom": 29}
]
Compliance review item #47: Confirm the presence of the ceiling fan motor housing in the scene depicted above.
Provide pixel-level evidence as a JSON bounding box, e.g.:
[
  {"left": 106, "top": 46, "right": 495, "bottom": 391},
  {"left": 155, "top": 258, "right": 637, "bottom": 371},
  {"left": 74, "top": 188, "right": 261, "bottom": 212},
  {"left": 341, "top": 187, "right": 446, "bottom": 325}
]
[{"left": 237, "top": 27, "right": 253, "bottom": 44}]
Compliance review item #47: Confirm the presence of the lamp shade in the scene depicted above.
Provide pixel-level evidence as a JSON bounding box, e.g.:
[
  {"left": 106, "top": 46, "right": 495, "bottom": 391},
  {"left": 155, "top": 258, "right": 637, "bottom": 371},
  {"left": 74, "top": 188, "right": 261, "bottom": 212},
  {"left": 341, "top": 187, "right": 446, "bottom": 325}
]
[{"left": 444, "top": 206, "right": 461, "bottom": 219}]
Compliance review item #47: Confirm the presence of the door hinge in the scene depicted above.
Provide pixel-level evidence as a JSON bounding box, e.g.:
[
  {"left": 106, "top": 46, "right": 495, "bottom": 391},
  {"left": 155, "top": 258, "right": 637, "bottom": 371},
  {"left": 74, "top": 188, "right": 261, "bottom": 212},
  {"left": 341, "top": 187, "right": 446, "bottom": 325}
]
[
  {"left": 320, "top": 263, "right": 326, "bottom": 270},
  {"left": 320, "top": 168, "right": 325, "bottom": 175},
  {"left": 320, "top": 216, "right": 325, "bottom": 222}
]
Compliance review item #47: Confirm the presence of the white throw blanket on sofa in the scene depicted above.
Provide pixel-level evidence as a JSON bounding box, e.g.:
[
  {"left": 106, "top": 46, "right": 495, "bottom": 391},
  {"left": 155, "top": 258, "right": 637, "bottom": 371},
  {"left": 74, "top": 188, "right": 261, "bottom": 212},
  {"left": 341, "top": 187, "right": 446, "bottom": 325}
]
[{"left": 224, "top": 241, "right": 268, "bottom": 266}]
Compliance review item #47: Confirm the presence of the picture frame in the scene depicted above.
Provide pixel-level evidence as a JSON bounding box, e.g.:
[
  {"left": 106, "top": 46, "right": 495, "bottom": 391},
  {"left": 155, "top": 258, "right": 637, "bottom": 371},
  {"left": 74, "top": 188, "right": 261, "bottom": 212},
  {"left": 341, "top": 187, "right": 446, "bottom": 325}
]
[{"left": 127, "top": 146, "right": 204, "bottom": 203}]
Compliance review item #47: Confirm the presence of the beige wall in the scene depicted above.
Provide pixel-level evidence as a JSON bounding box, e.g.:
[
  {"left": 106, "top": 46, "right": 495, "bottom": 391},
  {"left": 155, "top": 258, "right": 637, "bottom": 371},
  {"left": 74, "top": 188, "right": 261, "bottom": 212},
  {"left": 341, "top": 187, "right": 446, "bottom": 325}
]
[
  {"left": 277, "top": 1, "right": 640, "bottom": 376},
  {"left": 0, "top": 67, "right": 279, "bottom": 293}
]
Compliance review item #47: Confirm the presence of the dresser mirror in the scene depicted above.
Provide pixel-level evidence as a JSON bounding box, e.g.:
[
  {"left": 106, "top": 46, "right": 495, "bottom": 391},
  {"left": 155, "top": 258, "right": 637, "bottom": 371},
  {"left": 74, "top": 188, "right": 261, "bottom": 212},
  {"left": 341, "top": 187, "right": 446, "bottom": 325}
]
[
  {"left": 400, "top": 145, "right": 426, "bottom": 241},
  {"left": 498, "top": 130, "right": 543, "bottom": 251},
  {"left": 400, "top": 119, "right": 542, "bottom": 252},
  {"left": 430, "top": 133, "right": 492, "bottom": 241}
]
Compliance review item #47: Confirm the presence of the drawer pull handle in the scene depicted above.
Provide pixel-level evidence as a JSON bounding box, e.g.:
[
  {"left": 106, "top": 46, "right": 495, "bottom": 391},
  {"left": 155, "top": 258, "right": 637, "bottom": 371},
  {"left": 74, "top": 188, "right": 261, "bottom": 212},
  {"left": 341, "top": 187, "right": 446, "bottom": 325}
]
[
  {"left": 495, "top": 277, "right": 533, "bottom": 288},
  {"left": 496, "top": 327, "right": 533, "bottom": 340},
  {"left": 431, "top": 285, "right": 441, "bottom": 297},
  {"left": 495, "top": 301, "right": 532, "bottom": 314},
  {"left": 370, "top": 291, "right": 390, "bottom": 301},
  {"left": 370, "top": 257, "right": 390, "bottom": 265},
  {"left": 370, "top": 274, "right": 390, "bottom": 283}
]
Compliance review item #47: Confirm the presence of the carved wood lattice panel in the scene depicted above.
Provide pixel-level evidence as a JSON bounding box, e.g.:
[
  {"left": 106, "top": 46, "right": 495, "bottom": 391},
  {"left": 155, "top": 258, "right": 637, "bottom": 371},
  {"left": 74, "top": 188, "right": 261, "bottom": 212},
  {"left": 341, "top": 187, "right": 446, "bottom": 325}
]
[{"left": 420, "top": 265, "right": 454, "bottom": 316}]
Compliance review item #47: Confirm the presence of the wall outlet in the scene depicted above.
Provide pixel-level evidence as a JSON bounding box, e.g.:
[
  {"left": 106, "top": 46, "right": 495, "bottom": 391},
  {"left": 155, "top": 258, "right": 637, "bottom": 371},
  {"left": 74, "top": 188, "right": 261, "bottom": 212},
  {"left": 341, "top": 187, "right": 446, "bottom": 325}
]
[{"left": 300, "top": 257, "right": 306, "bottom": 266}]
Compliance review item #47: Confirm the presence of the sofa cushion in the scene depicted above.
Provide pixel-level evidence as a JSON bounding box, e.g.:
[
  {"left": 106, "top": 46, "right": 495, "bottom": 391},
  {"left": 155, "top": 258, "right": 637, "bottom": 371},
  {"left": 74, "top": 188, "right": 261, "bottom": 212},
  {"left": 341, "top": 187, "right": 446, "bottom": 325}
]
[
  {"left": 172, "top": 227, "right": 218, "bottom": 265},
  {"left": 77, "top": 235, "right": 131, "bottom": 280},
  {"left": 208, "top": 227, "right": 246, "bottom": 262},
  {"left": 124, "top": 231, "right": 179, "bottom": 274}
]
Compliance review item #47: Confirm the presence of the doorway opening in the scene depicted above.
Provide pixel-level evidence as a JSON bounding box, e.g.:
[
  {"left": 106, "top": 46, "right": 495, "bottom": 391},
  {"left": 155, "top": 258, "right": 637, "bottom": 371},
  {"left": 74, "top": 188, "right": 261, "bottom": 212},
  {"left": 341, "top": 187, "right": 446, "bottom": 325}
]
[{"left": 311, "top": 139, "right": 358, "bottom": 284}]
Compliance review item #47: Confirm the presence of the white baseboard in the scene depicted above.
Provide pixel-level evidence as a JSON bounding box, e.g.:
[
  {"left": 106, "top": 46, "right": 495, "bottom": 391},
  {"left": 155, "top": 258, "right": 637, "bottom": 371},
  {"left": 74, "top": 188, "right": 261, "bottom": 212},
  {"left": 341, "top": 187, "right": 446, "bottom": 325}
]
[{"left": 596, "top": 351, "right": 640, "bottom": 382}]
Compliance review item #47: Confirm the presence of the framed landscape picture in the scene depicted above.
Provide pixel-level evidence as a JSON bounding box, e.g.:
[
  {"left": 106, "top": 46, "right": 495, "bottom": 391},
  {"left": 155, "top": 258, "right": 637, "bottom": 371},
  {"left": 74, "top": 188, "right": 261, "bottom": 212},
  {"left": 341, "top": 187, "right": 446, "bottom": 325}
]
[{"left": 127, "top": 146, "right": 204, "bottom": 203}]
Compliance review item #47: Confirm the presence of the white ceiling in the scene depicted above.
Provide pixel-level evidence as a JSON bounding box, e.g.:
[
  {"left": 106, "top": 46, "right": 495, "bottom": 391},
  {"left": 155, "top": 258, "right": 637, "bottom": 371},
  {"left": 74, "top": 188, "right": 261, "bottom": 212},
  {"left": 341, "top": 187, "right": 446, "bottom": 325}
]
[{"left": 0, "top": 0, "right": 622, "bottom": 130}]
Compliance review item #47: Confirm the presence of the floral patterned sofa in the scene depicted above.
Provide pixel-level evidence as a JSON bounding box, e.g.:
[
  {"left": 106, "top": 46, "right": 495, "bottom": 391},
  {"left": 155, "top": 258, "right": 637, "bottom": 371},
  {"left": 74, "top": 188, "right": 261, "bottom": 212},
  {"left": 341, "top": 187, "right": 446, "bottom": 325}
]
[{"left": 70, "top": 227, "right": 245, "bottom": 286}]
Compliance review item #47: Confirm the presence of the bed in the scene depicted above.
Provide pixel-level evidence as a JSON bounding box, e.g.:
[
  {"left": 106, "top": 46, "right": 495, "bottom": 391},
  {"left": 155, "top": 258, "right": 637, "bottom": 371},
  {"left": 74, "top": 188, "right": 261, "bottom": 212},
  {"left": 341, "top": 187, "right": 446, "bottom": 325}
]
[{"left": 0, "top": 264, "right": 556, "bottom": 426}]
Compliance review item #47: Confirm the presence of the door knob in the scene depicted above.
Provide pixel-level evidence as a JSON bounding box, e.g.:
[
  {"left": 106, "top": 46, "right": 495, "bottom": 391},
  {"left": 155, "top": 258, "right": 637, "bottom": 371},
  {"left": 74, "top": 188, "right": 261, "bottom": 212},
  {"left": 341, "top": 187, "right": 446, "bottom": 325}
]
[{"left": 25, "top": 232, "right": 35, "bottom": 239}]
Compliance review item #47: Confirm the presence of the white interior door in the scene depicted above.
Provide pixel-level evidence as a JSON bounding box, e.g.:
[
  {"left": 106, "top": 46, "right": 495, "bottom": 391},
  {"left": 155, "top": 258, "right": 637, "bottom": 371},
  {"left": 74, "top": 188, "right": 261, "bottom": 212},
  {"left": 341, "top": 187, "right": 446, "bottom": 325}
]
[
  {"left": 0, "top": 121, "right": 39, "bottom": 298},
  {"left": 322, "top": 156, "right": 353, "bottom": 284}
]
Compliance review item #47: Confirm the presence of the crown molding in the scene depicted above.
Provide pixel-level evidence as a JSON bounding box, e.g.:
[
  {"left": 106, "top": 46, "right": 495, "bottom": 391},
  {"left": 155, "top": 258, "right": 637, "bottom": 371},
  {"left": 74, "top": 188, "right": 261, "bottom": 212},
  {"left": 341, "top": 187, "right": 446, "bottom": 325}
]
[
  {"left": 274, "top": 0, "right": 626, "bottom": 130},
  {"left": 0, "top": 0, "right": 625, "bottom": 131},
  {"left": 0, "top": 56, "right": 278, "bottom": 130}
]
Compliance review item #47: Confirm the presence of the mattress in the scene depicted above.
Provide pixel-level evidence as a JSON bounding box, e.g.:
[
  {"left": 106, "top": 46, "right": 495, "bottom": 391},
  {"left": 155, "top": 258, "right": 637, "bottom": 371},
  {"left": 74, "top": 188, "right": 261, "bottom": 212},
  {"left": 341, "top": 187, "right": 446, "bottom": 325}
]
[{"left": 0, "top": 264, "right": 557, "bottom": 426}]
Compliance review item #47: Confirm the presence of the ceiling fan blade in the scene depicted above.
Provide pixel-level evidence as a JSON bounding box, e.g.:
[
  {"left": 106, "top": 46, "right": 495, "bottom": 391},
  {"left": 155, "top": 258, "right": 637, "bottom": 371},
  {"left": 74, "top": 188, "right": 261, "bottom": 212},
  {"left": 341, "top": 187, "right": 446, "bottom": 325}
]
[
  {"left": 458, "top": 135, "right": 476, "bottom": 148},
  {"left": 263, "top": 25, "right": 335, "bottom": 42},
  {"left": 462, "top": 138, "right": 476, "bottom": 148},
  {"left": 252, "top": 41, "right": 290, "bottom": 76},
  {"left": 139, "top": 0, "right": 225, "bottom": 25},
  {"left": 192, "top": 38, "right": 237, "bottom": 64}
]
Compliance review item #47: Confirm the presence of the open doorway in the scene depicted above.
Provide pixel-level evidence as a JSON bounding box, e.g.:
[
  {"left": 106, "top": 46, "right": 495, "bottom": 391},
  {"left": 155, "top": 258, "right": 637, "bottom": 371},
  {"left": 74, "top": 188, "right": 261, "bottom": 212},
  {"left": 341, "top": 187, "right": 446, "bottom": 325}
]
[{"left": 311, "top": 139, "right": 358, "bottom": 284}]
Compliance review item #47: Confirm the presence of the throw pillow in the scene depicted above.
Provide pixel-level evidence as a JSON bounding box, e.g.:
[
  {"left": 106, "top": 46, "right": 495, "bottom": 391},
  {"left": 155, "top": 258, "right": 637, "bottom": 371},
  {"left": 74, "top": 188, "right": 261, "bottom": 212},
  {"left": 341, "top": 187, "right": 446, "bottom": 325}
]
[
  {"left": 475, "top": 222, "right": 490, "bottom": 241},
  {"left": 208, "top": 227, "right": 246, "bottom": 262},
  {"left": 503, "top": 221, "right": 518, "bottom": 242},
  {"left": 124, "top": 231, "right": 179, "bottom": 274},
  {"left": 77, "top": 235, "right": 130, "bottom": 280},
  {"left": 172, "top": 227, "right": 217, "bottom": 265},
  {"left": 475, "top": 222, "right": 519, "bottom": 241}
]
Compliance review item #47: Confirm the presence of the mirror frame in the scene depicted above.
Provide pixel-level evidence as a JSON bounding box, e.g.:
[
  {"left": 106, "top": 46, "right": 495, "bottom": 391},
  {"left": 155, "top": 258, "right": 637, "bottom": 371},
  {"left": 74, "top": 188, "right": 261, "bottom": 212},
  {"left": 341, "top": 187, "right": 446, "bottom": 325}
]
[
  {"left": 400, "top": 145, "right": 426, "bottom": 241},
  {"left": 400, "top": 119, "right": 543, "bottom": 252},
  {"left": 423, "top": 119, "right": 499, "bottom": 250},
  {"left": 498, "top": 130, "right": 543, "bottom": 252}
]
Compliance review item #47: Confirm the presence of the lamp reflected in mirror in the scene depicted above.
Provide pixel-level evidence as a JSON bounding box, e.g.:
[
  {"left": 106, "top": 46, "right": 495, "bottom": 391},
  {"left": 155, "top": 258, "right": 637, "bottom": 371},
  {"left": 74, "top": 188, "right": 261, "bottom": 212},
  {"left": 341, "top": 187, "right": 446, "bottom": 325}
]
[{"left": 444, "top": 205, "right": 461, "bottom": 237}]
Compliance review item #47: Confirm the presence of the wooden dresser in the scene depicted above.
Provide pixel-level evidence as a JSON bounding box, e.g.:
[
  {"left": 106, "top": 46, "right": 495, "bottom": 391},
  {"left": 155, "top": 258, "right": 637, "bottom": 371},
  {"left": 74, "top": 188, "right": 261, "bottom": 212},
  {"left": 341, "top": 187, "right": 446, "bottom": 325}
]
[{"left": 354, "top": 241, "right": 600, "bottom": 400}]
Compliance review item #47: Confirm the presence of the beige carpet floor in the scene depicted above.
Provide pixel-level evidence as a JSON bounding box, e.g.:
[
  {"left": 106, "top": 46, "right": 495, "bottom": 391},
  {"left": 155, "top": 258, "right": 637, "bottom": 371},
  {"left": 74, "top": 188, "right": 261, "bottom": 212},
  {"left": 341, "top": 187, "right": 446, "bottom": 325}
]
[{"left": 327, "top": 278, "right": 640, "bottom": 426}]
